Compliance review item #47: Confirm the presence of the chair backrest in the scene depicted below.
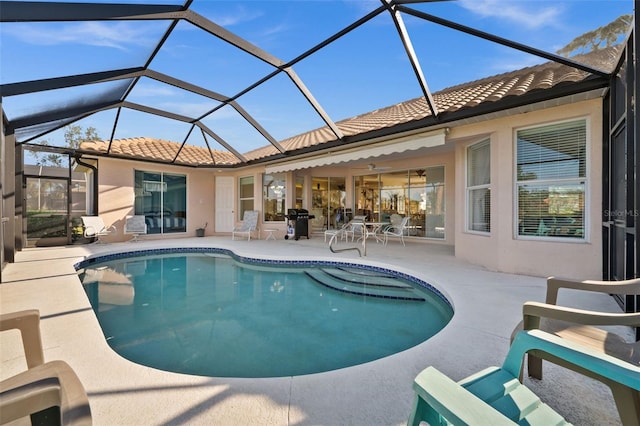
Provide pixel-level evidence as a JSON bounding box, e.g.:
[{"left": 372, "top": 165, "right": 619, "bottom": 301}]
[
  {"left": 349, "top": 215, "right": 367, "bottom": 234},
  {"left": 81, "top": 216, "right": 107, "bottom": 236},
  {"left": 389, "top": 214, "right": 403, "bottom": 227},
  {"left": 124, "top": 215, "right": 147, "bottom": 235},
  {"left": 240, "top": 210, "right": 259, "bottom": 231},
  {"left": 387, "top": 216, "right": 410, "bottom": 235}
]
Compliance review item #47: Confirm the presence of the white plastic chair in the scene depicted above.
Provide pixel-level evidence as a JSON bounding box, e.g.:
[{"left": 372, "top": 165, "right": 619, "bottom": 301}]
[
  {"left": 81, "top": 216, "right": 116, "bottom": 243},
  {"left": 512, "top": 276, "right": 640, "bottom": 381},
  {"left": 0, "top": 310, "right": 92, "bottom": 425}
]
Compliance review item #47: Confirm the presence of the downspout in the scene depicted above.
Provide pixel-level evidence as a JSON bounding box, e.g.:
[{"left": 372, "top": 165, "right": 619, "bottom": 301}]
[{"left": 74, "top": 156, "right": 98, "bottom": 215}]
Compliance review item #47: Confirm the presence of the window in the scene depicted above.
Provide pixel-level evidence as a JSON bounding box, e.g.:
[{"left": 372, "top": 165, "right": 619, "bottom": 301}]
[
  {"left": 352, "top": 168, "right": 445, "bottom": 239},
  {"left": 134, "top": 171, "right": 186, "bottom": 234},
  {"left": 263, "top": 173, "right": 286, "bottom": 222},
  {"left": 239, "top": 176, "right": 254, "bottom": 220},
  {"left": 466, "top": 139, "right": 491, "bottom": 233},
  {"left": 516, "top": 119, "right": 587, "bottom": 239}
]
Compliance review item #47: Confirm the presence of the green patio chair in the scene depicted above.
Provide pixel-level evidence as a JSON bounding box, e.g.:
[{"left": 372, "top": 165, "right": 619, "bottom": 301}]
[{"left": 407, "top": 329, "right": 640, "bottom": 426}]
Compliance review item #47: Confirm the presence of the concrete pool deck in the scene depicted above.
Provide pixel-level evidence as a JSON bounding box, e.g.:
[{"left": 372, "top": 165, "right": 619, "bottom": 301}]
[{"left": 0, "top": 236, "right": 627, "bottom": 425}]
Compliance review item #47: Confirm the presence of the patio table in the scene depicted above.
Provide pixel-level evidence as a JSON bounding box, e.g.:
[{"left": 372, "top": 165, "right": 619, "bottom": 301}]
[{"left": 353, "top": 221, "right": 389, "bottom": 244}]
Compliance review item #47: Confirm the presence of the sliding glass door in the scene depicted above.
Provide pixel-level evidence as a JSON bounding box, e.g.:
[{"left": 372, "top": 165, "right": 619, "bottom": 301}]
[
  {"left": 134, "top": 171, "right": 187, "bottom": 234},
  {"left": 353, "top": 166, "right": 445, "bottom": 239},
  {"left": 311, "top": 177, "right": 347, "bottom": 231}
]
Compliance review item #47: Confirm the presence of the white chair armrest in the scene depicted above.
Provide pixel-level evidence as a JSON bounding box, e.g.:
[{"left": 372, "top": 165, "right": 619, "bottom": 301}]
[
  {"left": 0, "top": 360, "right": 92, "bottom": 426},
  {"left": 523, "top": 301, "right": 640, "bottom": 329},
  {"left": 546, "top": 276, "right": 640, "bottom": 304},
  {"left": 0, "top": 310, "right": 44, "bottom": 369}
]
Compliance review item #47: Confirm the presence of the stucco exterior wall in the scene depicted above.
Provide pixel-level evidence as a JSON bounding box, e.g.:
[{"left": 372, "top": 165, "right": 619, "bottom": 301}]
[
  {"left": 91, "top": 99, "right": 602, "bottom": 280},
  {"left": 95, "top": 158, "right": 214, "bottom": 242},
  {"left": 453, "top": 99, "right": 603, "bottom": 280}
]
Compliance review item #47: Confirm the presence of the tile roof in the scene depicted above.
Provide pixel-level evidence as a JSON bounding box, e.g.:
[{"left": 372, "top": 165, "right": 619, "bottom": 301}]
[
  {"left": 80, "top": 48, "right": 618, "bottom": 167},
  {"left": 244, "top": 48, "right": 617, "bottom": 162},
  {"left": 80, "top": 137, "right": 241, "bottom": 166}
]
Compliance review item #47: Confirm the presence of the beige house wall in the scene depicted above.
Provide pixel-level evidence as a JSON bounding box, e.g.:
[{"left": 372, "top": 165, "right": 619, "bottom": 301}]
[
  {"left": 453, "top": 99, "right": 602, "bottom": 280},
  {"left": 92, "top": 98, "right": 602, "bottom": 280},
  {"left": 95, "top": 158, "right": 214, "bottom": 241}
]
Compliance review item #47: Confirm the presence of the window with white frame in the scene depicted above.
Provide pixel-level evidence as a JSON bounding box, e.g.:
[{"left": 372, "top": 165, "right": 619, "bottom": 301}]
[
  {"left": 516, "top": 119, "right": 587, "bottom": 239},
  {"left": 466, "top": 139, "right": 491, "bottom": 233},
  {"left": 239, "top": 176, "right": 254, "bottom": 220}
]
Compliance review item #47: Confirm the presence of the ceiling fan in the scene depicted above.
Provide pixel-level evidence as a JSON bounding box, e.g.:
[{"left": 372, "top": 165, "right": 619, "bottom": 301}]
[{"left": 354, "top": 163, "right": 392, "bottom": 172}]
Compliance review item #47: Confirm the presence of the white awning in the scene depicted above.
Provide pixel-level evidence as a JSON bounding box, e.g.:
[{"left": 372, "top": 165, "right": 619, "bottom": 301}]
[{"left": 264, "top": 128, "right": 447, "bottom": 173}]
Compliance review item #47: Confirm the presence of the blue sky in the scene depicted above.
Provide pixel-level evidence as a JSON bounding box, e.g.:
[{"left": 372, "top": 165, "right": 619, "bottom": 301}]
[{"left": 1, "top": 0, "right": 634, "bottom": 156}]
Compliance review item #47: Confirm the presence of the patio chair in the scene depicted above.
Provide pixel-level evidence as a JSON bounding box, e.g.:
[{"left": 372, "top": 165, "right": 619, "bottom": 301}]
[
  {"left": 349, "top": 215, "right": 373, "bottom": 242},
  {"left": 124, "top": 215, "right": 147, "bottom": 242},
  {"left": 232, "top": 210, "right": 260, "bottom": 241},
  {"left": 511, "top": 276, "right": 640, "bottom": 424},
  {"left": 383, "top": 215, "right": 410, "bottom": 246},
  {"left": 511, "top": 276, "right": 640, "bottom": 380},
  {"left": 408, "top": 329, "right": 640, "bottom": 426},
  {"left": 0, "top": 310, "right": 92, "bottom": 426},
  {"left": 324, "top": 219, "right": 358, "bottom": 243},
  {"left": 81, "top": 216, "right": 116, "bottom": 243}
]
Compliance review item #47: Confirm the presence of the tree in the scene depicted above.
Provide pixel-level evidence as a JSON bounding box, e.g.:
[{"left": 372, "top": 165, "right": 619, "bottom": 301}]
[
  {"left": 557, "top": 14, "right": 632, "bottom": 57},
  {"left": 64, "top": 125, "right": 100, "bottom": 149},
  {"left": 32, "top": 125, "right": 100, "bottom": 167}
]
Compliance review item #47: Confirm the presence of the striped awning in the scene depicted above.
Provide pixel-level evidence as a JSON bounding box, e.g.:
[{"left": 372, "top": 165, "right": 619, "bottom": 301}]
[{"left": 264, "top": 128, "right": 447, "bottom": 173}]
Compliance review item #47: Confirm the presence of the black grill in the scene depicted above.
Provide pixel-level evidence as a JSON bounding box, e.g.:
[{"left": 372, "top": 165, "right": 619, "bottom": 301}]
[{"left": 285, "top": 209, "right": 315, "bottom": 240}]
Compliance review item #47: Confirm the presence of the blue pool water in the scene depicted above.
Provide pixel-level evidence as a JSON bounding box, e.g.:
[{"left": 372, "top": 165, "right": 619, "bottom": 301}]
[{"left": 77, "top": 249, "right": 453, "bottom": 378}]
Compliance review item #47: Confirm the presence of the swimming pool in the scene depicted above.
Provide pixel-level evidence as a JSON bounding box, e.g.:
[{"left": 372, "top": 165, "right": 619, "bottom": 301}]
[{"left": 77, "top": 248, "right": 453, "bottom": 378}]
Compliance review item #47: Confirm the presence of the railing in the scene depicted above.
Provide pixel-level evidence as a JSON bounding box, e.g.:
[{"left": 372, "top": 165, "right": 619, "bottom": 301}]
[{"left": 328, "top": 232, "right": 362, "bottom": 257}]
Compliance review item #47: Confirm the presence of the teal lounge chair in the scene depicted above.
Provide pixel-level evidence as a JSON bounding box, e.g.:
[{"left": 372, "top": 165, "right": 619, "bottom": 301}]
[{"left": 407, "top": 329, "right": 640, "bottom": 426}]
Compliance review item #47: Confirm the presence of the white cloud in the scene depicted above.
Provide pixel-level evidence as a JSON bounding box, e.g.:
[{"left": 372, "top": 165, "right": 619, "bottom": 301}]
[
  {"left": 208, "top": 6, "right": 264, "bottom": 27},
  {"left": 4, "top": 21, "right": 158, "bottom": 50},
  {"left": 131, "top": 84, "right": 178, "bottom": 98},
  {"left": 460, "top": 0, "right": 563, "bottom": 30},
  {"left": 260, "top": 23, "right": 290, "bottom": 38}
]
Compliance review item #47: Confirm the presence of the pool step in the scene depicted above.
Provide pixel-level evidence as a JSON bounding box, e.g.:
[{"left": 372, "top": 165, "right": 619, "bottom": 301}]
[
  {"left": 334, "top": 266, "right": 397, "bottom": 279},
  {"left": 321, "top": 267, "right": 414, "bottom": 289},
  {"left": 305, "top": 269, "right": 425, "bottom": 301}
]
